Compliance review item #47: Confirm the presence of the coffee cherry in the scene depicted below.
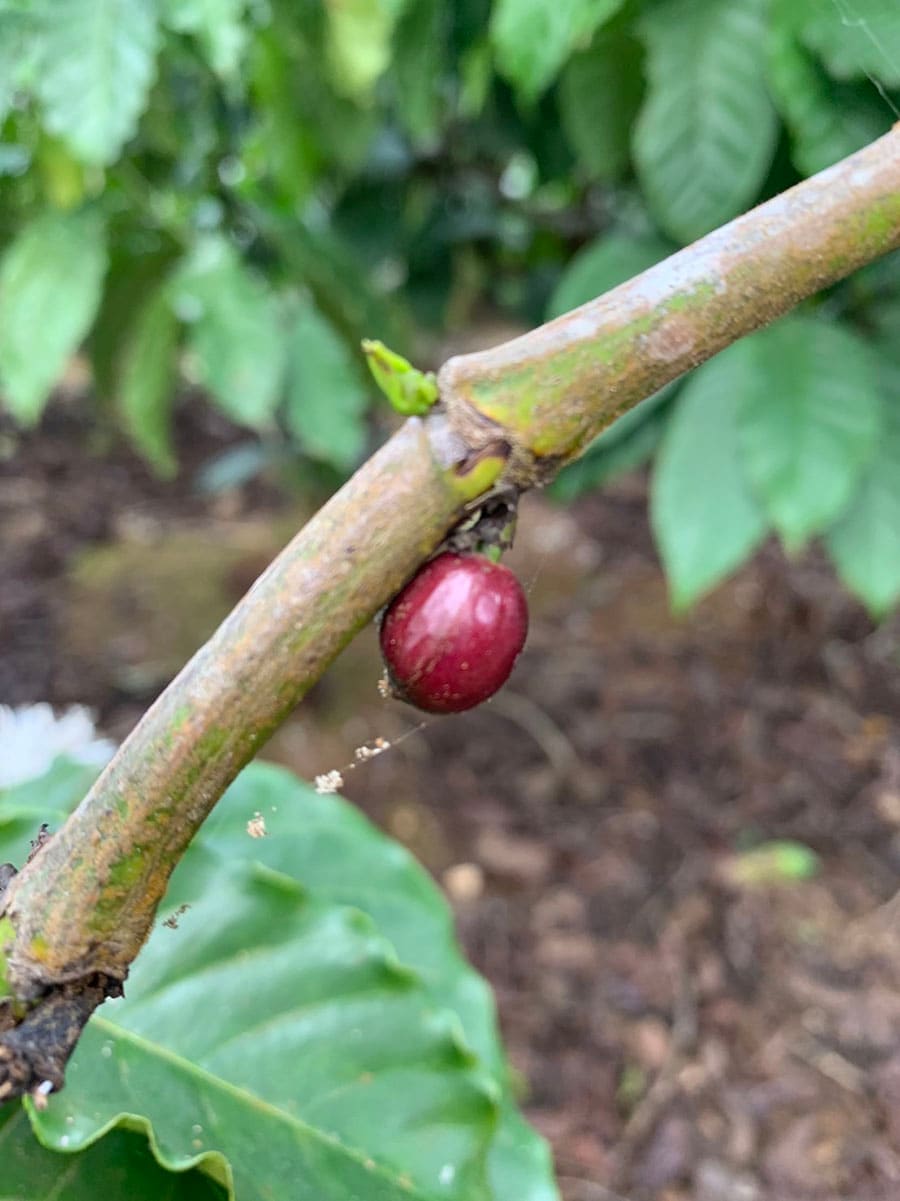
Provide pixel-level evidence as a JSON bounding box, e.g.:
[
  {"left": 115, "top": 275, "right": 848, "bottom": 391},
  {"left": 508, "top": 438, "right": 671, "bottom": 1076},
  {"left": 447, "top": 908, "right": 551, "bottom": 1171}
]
[{"left": 379, "top": 552, "right": 528, "bottom": 714}]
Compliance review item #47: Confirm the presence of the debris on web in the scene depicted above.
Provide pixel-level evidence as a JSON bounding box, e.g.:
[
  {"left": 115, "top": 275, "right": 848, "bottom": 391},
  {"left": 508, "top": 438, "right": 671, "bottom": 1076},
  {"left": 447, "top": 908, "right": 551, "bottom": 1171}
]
[
  {"left": 314, "top": 770, "right": 344, "bottom": 795},
  {"left": 246, "top": 811, "right": 268, "bottom": 838},
  {"left": 354, "top": 737, "right": 391, "bottom": 762}
]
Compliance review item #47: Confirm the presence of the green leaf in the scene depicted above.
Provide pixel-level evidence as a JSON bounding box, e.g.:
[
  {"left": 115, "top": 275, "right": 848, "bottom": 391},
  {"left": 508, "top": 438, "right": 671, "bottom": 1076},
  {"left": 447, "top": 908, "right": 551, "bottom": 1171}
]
[
  {"left": 325, "top": 0, "right": 407, "bottom": 99},
  {"left": 458, "top": 38, "right": 492, "bottom": 119},
  {"left": 392, "top": 0, "right": 446, "bottom": 147},
  {"left": 0, "top": 757, "right": 100, "bottom": 869},
  {"left": 4, "top": 759, "right": 558, "bottom": 1201},
  {"left": 161, "top": 0, "right": 248, "bottom": 80},
  {"left": 558, "top": 27, "right": 644, "bottom": 182},
  {"left": 0, "top": 208, "right": 107, "bottom": 424},
  {"left": 284, "top": 303, "right": 368, "bottom": 468},
  {"left": 651, "top": 350, "right": 769, "bottom": 609},
  {"left": 491, "top": 0, "right": 627, "bottom": 101},
  {"left": 119, "top": 287, "right": 180, "bottom": 478},
  {"left": 254, "top": 207, "right": 408, "bottom": 361},
  {"left": 736, "top": 317, "right": 883, "bottom": 551},
  {"left": 633, "top": 0, "right": 777, "bottom": 244},
  {"left": 871, "top": 302, "right": 900, "bottom": 369},
  {"left": 32, "top": 864, "right": 499, "bottom": 1201},
  {"left": 826, "top": 360, "right": 900, "bottom": 617},
  {"left": 88, "top": 234, "right": 181, "bottom": 405},
  {"left": 546, "top": 231, "right": 672, "bottom": 320},
  {"left": 33, "top": 134, "right": 88, "bottom": 209},
  {"left": 178, "top": 766, "right": 558, "bottom": 1201},
  {"left": 35, "top": 0, "right": 160, "bottom": 165},
  {"left": 767, "top": 19, "right": 891, "bottom": 175},
  {"left": 0, "top": 3, "right": 40, "bottom": 123},
  {"left": 0, "top": 1102, "right": 226, "bottom": 1201},
  {"left": 245, "top": 29, "right": 323, "bottom": 205},
  {"left": 800, "top": 0, "right": 900, "bottom": 87},
  {"left": 171, "top": 239, "right": 287, "bottom": 429}
]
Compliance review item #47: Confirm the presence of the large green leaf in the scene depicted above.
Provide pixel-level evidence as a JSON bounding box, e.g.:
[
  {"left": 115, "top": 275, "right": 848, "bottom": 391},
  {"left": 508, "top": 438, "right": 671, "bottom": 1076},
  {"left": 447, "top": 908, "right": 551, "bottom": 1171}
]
[
  {"left": 491, "top": 0, "right": 627, "bottom": 101},
  {"left": 244, "top": 29, "right": 323, "bottom": 206},
  {"left": 651, "top": 349, "right": 769, "bottom": 609},
  {"left": 32, "top": 866, "right": 498, "bottom": 1201},
  {"left": 392, "top": 0, "right": 446, "bottom": 148},
  {"left": 174, "top": 767, "right": 557, "bottom": 1201},
  {"left": 767, "top": 21, "right": 891, "bottom": 175},
  {"left": 735, "top": 317, "right": 883, "bottom": 551},
  {"left": 283, "top": 301, "right": 368, "bottom": 470},
  {"left": 35, "top": 0, "right": 159, "bottom": 165},
  {"left": 88, "top": 234, "right": 181, "bottom": 405},
  {"left": 170, "top": 238, "right": 287, "bottom": 429},
  {"left": 558, "top": 27, "right": 645, "bottom": 182},
  {"left": 161, "top": 0, "right": 248, "bottom": 80},
  {"left": 847, "top": 256, "right": 900, "bottom": 384},
  {"left": 0, "top": 1103, "right": 226, "bottom": 1201},
  {"left": 4, "top": 760, "right": 558, "bottom": 1201},
  {"left": 800, "top": 0, "right": 900, "bottom": 87},
  {"left": 0, "top": 209, "right": 107, "bottom": 424},
  {"left": 0, "top": 758, "right": 101, "bottom": 868},
  {"left": 546, "top": 231, "right": 672, "bottom": 320},
  {"left": 119, "top": 286, "right": 180, "bottom": 478},
  {"left": 633, "top": 0, "right": 777, "bottom": 244},
  {"left": 826, "top": 360, "right": 900, "bottom": 617}
]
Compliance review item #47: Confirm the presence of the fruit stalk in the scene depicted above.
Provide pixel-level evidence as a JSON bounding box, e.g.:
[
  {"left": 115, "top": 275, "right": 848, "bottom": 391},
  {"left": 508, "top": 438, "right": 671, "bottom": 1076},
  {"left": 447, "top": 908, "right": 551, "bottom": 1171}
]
[{"left": 2, "top": 128, "right": 900, "bottom": 1100}]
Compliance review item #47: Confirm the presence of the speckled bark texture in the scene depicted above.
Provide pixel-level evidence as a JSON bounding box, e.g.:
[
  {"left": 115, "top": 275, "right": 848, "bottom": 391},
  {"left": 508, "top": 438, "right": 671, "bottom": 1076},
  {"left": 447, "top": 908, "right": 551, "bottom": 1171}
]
[{"left": 440, "top": 128, "right": 900, "bottom": 483}]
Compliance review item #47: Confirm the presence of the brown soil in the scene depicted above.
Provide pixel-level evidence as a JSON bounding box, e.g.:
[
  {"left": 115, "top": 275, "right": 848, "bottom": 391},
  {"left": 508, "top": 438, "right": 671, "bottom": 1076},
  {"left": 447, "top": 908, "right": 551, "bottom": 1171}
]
[{"left": 4, "top": 396, "right": 900, "bottom": 1201}]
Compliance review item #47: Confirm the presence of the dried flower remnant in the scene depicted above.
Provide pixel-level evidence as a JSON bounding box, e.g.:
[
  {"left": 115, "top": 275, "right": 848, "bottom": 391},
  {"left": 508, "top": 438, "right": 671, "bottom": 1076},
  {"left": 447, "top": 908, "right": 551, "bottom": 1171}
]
[
  {"left": 246, "top": 811, "right": 268, "bottom": 839},
  {"left": 314, "top": 770, "right": 344, "bottom": 795}
]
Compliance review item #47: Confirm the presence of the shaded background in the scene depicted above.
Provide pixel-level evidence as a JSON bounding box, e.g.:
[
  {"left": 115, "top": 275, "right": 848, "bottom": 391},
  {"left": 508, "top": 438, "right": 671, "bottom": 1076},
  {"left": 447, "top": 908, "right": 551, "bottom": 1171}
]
[{"left": 3, "top": 0, "right": 900, "bottom": 1197}]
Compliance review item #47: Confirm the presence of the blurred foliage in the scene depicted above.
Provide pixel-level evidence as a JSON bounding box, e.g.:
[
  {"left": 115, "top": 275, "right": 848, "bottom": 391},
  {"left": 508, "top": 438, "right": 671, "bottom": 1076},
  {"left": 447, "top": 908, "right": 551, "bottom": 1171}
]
[{"left": 0, "top": 0, "right": 899, "bottom": 612}]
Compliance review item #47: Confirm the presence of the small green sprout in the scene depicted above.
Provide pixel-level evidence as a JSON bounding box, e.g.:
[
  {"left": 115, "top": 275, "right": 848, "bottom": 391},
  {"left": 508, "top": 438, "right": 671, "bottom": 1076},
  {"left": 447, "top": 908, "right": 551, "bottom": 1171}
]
[{"left": 362, "top": 339, "right": 439, "bottom": 416}]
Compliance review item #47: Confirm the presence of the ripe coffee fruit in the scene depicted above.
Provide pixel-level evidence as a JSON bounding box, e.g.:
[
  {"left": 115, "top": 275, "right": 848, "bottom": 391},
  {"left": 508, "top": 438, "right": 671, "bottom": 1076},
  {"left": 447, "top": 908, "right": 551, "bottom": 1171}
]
[{"left": 380, "top": 552, "right": 528, "bottom": 714}]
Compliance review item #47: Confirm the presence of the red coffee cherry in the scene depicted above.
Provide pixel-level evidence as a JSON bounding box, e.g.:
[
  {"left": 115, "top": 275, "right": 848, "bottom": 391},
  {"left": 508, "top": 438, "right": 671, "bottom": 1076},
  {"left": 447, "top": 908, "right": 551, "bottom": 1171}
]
[{"left": 379, "top": 552, "right": 528, "bottom": 714}]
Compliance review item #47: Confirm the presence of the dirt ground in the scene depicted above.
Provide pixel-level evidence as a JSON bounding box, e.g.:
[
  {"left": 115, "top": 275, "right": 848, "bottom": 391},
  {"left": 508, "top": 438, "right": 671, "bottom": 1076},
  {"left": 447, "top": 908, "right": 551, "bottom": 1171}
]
[{"left": 3, "top": 395, "right": 900, "bottom": 1201}]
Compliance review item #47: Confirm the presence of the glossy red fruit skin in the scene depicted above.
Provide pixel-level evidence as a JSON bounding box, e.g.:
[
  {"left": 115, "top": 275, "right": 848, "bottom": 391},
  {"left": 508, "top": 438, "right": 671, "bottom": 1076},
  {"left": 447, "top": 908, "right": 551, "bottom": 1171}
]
[{"left": 380, "top": 552, "right": 528, "bottom": 714}]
